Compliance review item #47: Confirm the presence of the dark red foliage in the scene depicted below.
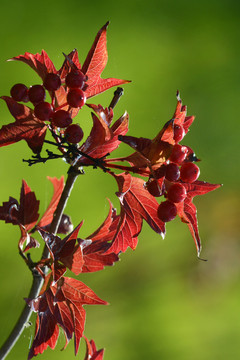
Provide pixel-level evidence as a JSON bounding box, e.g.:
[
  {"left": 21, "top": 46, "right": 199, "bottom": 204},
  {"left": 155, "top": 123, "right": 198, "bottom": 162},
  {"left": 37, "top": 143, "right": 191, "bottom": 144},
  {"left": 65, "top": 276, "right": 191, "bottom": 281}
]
[
  {"left": 0, "top": 22, "right": 221, "bottom": 360},
  {"left": 27, "top": 275, "right": 107, "bottom": 359},
  {"left": 84, "top": 337, "right": 104, "bottom": 360},
  {"left": 105, "top": 172, "right": 165, "bottom": 254},
  {"left": 0, "top": 96, "right": 47, "bottom": 153}
]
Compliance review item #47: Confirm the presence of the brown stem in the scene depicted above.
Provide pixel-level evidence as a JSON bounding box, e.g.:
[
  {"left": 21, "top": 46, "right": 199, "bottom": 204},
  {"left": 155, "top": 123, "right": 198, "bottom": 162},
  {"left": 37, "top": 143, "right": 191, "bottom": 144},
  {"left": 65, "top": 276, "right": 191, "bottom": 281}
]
[{"left": 0, "top": 166, "right": 79, "bottom": 360}]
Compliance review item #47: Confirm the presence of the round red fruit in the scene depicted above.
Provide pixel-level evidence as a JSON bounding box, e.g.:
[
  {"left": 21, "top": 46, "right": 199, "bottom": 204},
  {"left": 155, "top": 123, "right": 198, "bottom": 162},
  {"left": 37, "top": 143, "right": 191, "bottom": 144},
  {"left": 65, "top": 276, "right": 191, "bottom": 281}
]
[
  {"left": 28, "top": 85, "right": 46, "bottom": 104},
  {"left": 167, "top": 183, "right": 187, "bottom": 203},
  {"left": 34, "top": 102, "right": 53, "bottom": 120},
  {"left": 10, "top": 83, "right": 29, "bottom": 102},
  {"left": 51, "top": 110, "right": 72, "bottom": 128},
  {"left": 173, "top": 124, "right": 185, "bottom": 143},
  {"left": 165, "top": 163, "right": 180, "bottom": 182},
  {"left": 145, "top": 178, "right": 162, "bottom": 197},
  {"left": 67, "top": 88, "right": 86, "bottom": 108},
  {"left": 65, "top": 124, "right": 84, "bottom": 144},
  {"left": 65, "top": 70, "right": 85, "bottom": 89},
  {"left": 157, "top": 200, "right": 177, "bottom": 222},
  {"left": 180, "top": 162, "right": 200, "bottom": 183},
  {"left": 169, "top": 144, "right": 188, "bottom": 164},
  {"left": 43, "top": 73, "right": 61, "bottom": 91}
]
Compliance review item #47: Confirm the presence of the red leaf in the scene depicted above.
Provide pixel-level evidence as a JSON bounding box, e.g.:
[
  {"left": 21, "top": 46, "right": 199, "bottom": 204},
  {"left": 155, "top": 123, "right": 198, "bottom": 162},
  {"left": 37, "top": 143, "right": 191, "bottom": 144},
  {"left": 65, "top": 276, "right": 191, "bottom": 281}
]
[
  {"left": 87, "top": 199, "right": 117, "bottom": 242},
  {"left": 82, "top": 240, "right": 119, "bottom": 273},
  {"left": 0, "top": 197, "right": 19, "bottom": 225},
  {"left": 80, "top": 200, "right": 119, "bottom": 272},
  {"left": 78, "top": 108, "right": 129, "bottom": 165},
  {"left": 38, "top": 176, "right": 65, "bottom": 228},
  {"left": 84, "top": 337, "right": 104, "bottom": 360},
  {"left": 176, "top": 180, "right": 222, "bottom": 256},
  {"left": 0, "top": 96, "right": 47, "bottom": 153},
  {"left": 19, "top": 225, "right": 40, "bottom": 253},
  {"left": 10, "top": 50, "right": 57, "bottom": 80},
  {"left": 18, "top": 180, "right": 40, "bottom": 231},
  {"left": 106, "top": 172, "right": 165, "bottom": 254},
  {"left": 82, "top": 22, "right": 130, "bottom": 98},
  {"left": 173, "top": 91, "right": 195, "bottom": 135},
  {"left": 107, "top": 120, "right": 174, "bottom": 175},
  {"left": 28, "top": 276, "right": 107, "bottom": 358},
  {"left": 58, "top": 49, "right": 81, "bottom": 79},
  {"left": 37, "top": 223, "right": 85, "bottom": 282},
  {"left": 107, "top": 94, "right": 196, "bottom": 175},
  {"left": 28, "top": 305, "right": 59, "bottom": 359}
]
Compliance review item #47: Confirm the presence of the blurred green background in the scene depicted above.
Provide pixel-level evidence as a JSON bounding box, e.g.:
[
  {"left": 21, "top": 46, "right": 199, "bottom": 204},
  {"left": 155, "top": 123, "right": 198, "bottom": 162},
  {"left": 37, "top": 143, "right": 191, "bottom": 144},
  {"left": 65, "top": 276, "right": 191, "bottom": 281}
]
[{"left": 0, "top": 0, "right": 239, "bottom": 359}]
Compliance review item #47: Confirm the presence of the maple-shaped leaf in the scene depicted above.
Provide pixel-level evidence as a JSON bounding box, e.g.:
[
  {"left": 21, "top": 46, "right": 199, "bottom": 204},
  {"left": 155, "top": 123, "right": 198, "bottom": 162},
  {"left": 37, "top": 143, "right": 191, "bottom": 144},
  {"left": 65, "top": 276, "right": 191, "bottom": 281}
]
[
  {"left": 84, "top": 336, "right": 104, "bottom": 360},
  {"left": 9, "top": 23, "right": 129, "bottom": 103},
  {"left": 79, "top": 200, "right": 119, "bottom": 273},
  {"left": 176, "top": 180, "right": 221, "bottom": 256},
  {"left": 106, "top": 119, "right": 174, "bottom": 176},
  {"left": 104, "top": 172, "right": 165, "bottom": 254},
  {"left": 18, "top": 180, "right": 40, "bottom": 231},
  {"left": 173, "top": 91, "right": 195, "bottom": 135},
  {"left": 0, "top": 96, "right": 47, "bottom": 153},
  {"left": 37, "top": 223, "right": 86, "bottom": 282},
  {"left": 9, "top": 50, "right": 57, "bottom": 81},
  {"left": 77, "top": 105, "right": 129, "bottom": 165},
  {"left": 106, "top": 93, "right": 195, "bottom": 175},
  {"left": 27, "top": 276, "right": 107, "bottom": 358},
  {"left": 0, "top": 179, "right": 39, "bottom": 231},
  {"left": 81, "top": 22, "right": 130, "bottom": 98},
  {"left": 38, "top": 176, "right": 65, "bottom": 228}
]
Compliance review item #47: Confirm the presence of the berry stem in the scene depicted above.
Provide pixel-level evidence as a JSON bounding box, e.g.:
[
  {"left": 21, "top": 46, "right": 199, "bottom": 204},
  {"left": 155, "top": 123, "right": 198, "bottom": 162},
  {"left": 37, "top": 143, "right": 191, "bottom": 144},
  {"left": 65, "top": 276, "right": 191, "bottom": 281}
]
[{"left": 0, "top": 166, "right": 80, "bottom": 360}]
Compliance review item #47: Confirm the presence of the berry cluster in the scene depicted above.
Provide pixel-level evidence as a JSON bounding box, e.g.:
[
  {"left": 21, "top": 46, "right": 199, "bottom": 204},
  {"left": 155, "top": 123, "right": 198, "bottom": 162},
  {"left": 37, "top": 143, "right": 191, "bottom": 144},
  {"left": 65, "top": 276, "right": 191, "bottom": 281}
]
[
  {"left": 9, "top": 69, "right": 87, "bottom": 144},
  {"left": 145, "top": 123, "right": 200, "bottom": 223}
]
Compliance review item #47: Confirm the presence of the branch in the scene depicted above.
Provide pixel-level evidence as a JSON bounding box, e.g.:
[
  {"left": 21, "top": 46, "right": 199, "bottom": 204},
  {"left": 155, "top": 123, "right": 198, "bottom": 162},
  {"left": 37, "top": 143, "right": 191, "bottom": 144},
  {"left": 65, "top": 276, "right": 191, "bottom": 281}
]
[{"left": 0, "top": 166, "right": 79, "bottom": 359}]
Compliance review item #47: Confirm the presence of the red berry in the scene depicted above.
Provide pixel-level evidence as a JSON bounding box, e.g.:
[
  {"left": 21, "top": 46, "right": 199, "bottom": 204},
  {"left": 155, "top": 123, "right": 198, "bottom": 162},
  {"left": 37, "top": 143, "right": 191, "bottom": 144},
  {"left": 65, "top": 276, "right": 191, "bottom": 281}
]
[
  {"left": 180, "top": 162, "right": 200, "bottom": 183},
  {"left": 145, "top": 178, "right": 162, "bottom": 197},
  {"left": 67, "top": 88, "right": 86, "bottom": 108},
  {"left": 167, "top": 183, "right": 187, "bottom": 203},
  {"left": 10, "top": 83, "right": 29, "bottom": 102},
  {"left": 165, "top": 163, "right": 180, "bottom": 182},
  {"left": 173, "top": 124, "right": 185, "bottom": 143},
  {"left": 157, "top": 200, "right": 177, "bottom": 222},
  {"left": 34, "top": 102, "right": 53, "bottom": 120},
  {"left": 65, "top": 70, "right": 85, "bottom": 89},
  {"left": 154, "top": 165, "right": 166, "bottom": 179},
  {"left": 28, "top": 85, "right": 46, "bottom": 104},
  {"left": 65, "top": 124, "right": 84, "bottom": 143},
  {"left": 169, "top": 144, "right": 188, "bottom": 164},
  {"left": 51, "top": 110, "right": 72, "bottom": 128},
  {"left": 43, "top": 73, "right": 61, "bottom": 91}
]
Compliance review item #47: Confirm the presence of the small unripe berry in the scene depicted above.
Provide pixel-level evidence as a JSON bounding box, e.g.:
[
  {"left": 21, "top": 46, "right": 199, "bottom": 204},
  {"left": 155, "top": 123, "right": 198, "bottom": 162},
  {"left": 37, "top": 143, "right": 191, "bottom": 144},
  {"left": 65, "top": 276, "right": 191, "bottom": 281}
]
[
  {"left": 10, "top": 83, "right": 29, "bottom": 102},
  {"left": 65, "top": 124, "right": 84, "bottom": 143}
]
